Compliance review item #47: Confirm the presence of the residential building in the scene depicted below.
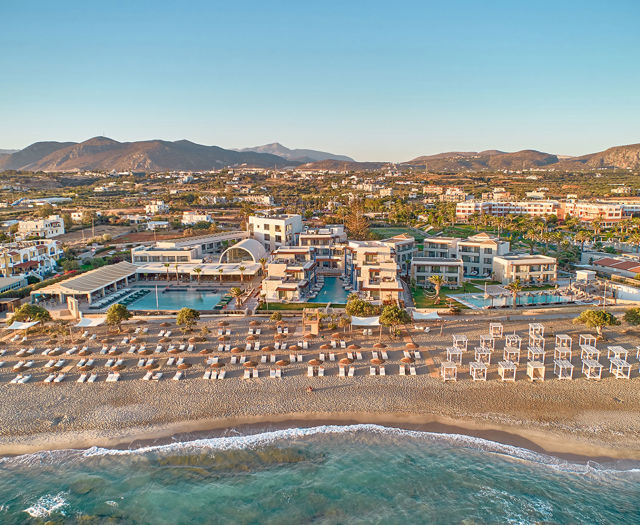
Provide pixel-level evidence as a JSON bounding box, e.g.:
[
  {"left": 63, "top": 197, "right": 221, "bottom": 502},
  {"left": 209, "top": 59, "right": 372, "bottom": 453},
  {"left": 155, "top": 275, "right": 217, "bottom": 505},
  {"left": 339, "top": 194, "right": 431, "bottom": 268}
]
[
  {"left": 262, "top": 248, "right": 317, "bottom": 302},
  {"left": 492, "top": 254, "right": 557, "bottom": 285},
  {"left": 145, "top": 200, "right": 169, "bottom": 215},
  {"left": 241, "top": 195, "right": 275, "bottom": 206},
  {"left": 182, "top": 211, "right": 214, "bottom": 225},
  {"left": 299, "top": 225, "right": 347, "bottom": 271},
  {"left": 379, "top": 234, "right": 417, "bottom": 276},
  {"left": 0, "top": 239, "right": 62, "bottom": 279},
  {"left": 410, "top": 257, "right": 464, "bottom": 288},
  {"left": 17, "top": 215, "right": 65, "bottom": 239},
  {"left": 248, "top": 214, "right": 303, "bottom": 252},
  {"left": 456, "top": 233, "right": 509, "bottom": 278},
  {"left": 344, "top": 241, "right": 403, "bottom": 303}
]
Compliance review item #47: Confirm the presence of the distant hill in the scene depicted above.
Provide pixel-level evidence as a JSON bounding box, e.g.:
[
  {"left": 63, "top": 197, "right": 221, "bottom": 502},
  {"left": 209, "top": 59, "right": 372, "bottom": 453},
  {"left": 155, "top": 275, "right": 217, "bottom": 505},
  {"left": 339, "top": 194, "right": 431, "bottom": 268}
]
[
  {"left": 0, "top": 137, "right": 295, "bottom": 172},
  {"left": 236, "top": 142, "right": 354, "bottom": 163},
  {"left": 296, "top": 159, "right": 387, "bottom": 171},
  {"left": 554, "top": 143, "right": 640, "bottom": 170},
  {"left": 404, "top": 150, "right": 559, "bottom": 171},
  {"left": 0, "top": 149, "right": 18, "bottom": 155}
]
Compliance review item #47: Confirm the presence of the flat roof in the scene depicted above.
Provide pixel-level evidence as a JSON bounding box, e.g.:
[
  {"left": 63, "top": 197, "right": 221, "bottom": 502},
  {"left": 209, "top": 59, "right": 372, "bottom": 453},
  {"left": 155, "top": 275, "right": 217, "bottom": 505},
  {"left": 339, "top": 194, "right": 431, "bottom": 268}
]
[{"left": 36, "top": 261, "right": 138, "bottom": 295}]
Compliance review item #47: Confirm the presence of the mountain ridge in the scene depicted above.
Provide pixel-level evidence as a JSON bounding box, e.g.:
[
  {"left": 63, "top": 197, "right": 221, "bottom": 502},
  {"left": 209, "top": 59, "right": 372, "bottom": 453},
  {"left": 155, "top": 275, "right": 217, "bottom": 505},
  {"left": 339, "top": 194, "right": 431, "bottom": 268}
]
[{"left": 236, "top": 142, "right": 354, "bottom": 163}]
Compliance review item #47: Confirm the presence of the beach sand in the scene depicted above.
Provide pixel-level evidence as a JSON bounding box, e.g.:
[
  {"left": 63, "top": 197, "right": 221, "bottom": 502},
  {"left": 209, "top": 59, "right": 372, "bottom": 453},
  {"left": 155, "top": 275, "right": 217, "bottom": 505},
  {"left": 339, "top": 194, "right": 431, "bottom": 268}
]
[{"left": 1, "top": 314, "right": 639, "bottom": 460}]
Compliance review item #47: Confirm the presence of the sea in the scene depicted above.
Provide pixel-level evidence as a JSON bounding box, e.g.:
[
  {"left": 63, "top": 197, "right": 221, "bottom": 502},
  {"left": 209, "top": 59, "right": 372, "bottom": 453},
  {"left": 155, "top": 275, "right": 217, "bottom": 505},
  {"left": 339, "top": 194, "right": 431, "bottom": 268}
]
[{"left": 1, "top": 424, "right": 638, "bottom": 524}]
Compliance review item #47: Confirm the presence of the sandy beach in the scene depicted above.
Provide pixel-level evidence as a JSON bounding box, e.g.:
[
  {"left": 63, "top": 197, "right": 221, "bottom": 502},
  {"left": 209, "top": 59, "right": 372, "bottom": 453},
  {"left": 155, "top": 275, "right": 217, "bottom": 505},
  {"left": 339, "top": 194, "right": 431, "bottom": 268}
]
[{"left": 1, "top": 313, "right": 639, "bottom": 461}]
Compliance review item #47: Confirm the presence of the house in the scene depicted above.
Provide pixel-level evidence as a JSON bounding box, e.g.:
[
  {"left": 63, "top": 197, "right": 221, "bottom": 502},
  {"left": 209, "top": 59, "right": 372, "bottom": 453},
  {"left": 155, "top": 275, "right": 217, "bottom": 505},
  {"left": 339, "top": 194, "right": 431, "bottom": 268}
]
[
  {"left": 411, "top": 257, "right": 464, "bottom": 288},
  {"left": 17, "top": 215, "right": 65, "bottom": 239},
  {"left": 492, "top": 254, "right": 557, "bottom": 285},
  {"left": 248, "top": 214, "right": 303, "bottom": 252},
  {"left": 182, "top": 211, "right": 213, "bottom": 225},
  {"left": 145, "top": 200, "right": 169, "bottom": 215},
  {"left": 456, "top": 233, "right": 509, "bottom": 278}
]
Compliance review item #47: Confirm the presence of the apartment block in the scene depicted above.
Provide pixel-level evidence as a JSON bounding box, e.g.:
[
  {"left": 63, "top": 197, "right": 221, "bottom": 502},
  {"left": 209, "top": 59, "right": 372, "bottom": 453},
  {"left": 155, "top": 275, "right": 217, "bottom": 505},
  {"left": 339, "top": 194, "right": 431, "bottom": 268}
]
[
  {"left": 248, "top": 214, "right": 303, "bottom": 252},
  {"left": 17, "top": 215, "right": 65, "bottom": 239},
  {"left": 492, "top": 254, "right": 557, "bottom": 285},
  {"left": 410, "top": 257, "right": 464, "bottom": 288}
]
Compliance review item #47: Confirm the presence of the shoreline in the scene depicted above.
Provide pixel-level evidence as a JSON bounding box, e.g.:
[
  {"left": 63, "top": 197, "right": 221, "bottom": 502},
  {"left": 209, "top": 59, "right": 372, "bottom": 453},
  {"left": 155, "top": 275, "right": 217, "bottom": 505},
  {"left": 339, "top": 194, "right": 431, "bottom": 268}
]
[{"left": 3, "top": 411, "right": 640, "bottom": 465}]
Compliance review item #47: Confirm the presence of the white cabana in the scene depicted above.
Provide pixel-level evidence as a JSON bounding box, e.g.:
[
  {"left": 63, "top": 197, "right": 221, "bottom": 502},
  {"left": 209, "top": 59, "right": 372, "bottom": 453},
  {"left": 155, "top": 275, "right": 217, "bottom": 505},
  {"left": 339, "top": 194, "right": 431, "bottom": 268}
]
[
  {"left": 6, "top": 321, "right": 39, "bottom": 330},
  {"left": 75, "top": 317, "right": 106, "bottom": 328},
  {"left": 411, "top": 310, "right": 441, "bottom": 321},
  {"left": 350, "top": 316, "right": 380, "bottom": 327}
]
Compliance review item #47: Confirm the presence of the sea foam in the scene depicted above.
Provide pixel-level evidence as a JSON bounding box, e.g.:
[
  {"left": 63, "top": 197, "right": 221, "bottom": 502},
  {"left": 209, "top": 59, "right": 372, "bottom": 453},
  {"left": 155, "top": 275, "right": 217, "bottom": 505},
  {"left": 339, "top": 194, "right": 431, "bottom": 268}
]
[{"left": 23, "top": 492, "right": 68, "bottom": 518}]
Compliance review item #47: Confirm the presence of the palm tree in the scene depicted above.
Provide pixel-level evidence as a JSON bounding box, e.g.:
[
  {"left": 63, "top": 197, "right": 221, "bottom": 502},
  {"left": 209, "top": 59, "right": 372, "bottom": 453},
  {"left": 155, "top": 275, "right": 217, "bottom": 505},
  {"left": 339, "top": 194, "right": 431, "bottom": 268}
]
[
  {"left": 193, "top": 267, "right": 202, "bottom": 284},
  {"left": 230, "top": 287, "right": 243, "bottom": 308},
  {"left": 239, "top": 265, "right": 246, "bottom": 283},
  {"left": 505, "top": 279, "right": 522, "bottom": 309},
  {"left": 574, "top": 230, "right": 591, "bottom": 252},
  {"left": 258, "top": 257, "right": 267, "bottom": 275},
  {"left": 163, "top": 263, "right": 170, "bottom": 281},
  {"left": 218, "top": 268, "right": 223, "bottom": 283},
  {"left": 428, "top": 275, "right": 445, "bottom": 303},
  {"left": 523, "top": 230, "right": 538, "bottom": 254},
  {"left": 174, "top": 263, "right": 180, "bottom": 282},
  {"left": 629, "top": 232, "right": 640, "bottom": 254}
]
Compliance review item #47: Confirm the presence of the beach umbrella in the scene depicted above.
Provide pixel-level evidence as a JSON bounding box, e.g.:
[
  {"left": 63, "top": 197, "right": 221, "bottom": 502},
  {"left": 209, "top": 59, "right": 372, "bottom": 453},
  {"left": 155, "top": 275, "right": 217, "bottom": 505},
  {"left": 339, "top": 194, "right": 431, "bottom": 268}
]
[
  {"left": 77, "top": 364, "right": 94, "bottom": 371},
  {"left": 101, "top": 338, "right": 112, "bottom": 344},
  {"left": 168, "top": 347, "right": 180, "bottom": 354},
  {"left": 199, "top": 348, "right": 212, "bottom": 355},
  {"left": 144, "top": 361, "right": 159, "bottom": 370},
  {"left": 159, "top": 337, "right": 170, "bottom": 343},
  {"left": 373, "top": 343, "right": 386, "bottom": 349},
  {"left": 339, "top": 357, "right": 353, "bottom": 365},
  {"left": 262, "top": 345, "right": 274, "bottom": 353},
  {"left": 347, "top": 344, "right": 360, "bottom": 350},
  {"left": 276, "top": 359, "right": 290, "bottom": 367},
  {"left": 400, "top": 356, "right": 415, "bottom": 364},
  {"left": 210, "top": 362, "right": 225, "bottom": 368},
  {"left": 249, "top": 320, "right": 260, "bottom": 326},
  {"left": 274, "top": 333, "right": 285, "bottom": 340},
  {"left": 108, "top": 349, "right": 122, "bottom": 356},
  {"left": 247, "top": 334, "right": 257, "bottom": 341},
  {"left": 138, "top": 348, "right": 152, "bottom": 355},
  {"left": 78, "top": 349, "right": 92, "bottom": 356},
  {"left": 217, "top": 321, "right": 229, "bottom": 327},
  {"left": 319, "top": 343, "right": 331, "bottom": 350},
  {"left": 288, "top": 344, "right": 299, "bottom": 351},
  {"left": 371, "top": 358, "right": 385, "bottom": 365},
  {"left": 277, "top": 320, "right": 287, "bottom": 326},
  {"left": 308, "top": 358, "right": 323, "bottom": 366},
  {"left": 243, "top": 360, "right": 258, "bottom": 367},
  {"left": 188, "top": 337, "right": 197, "bottom": 343},
  {"left": 331, "top": 332, "right": 342, "bottom": 339},
  {"left": 111, "top": 364, "right": 125, "bottom": 371},
  {"left": 304, "top": 334, "right": 314, "bottom": 340},
  {"left": 231, "top": 347, "right": 244, "bottom": 353},
  {"left": 160, "top": 322, "right": 171, "bottom": 327},
  {"left": 178, "top": 362, "right": 192, "bottom": 369},
  {"left": 405, "top": 342, "right": 418, "bottom": 350},
  {"left": 218, "top": 335, "right": 228, "bottom": 342}
]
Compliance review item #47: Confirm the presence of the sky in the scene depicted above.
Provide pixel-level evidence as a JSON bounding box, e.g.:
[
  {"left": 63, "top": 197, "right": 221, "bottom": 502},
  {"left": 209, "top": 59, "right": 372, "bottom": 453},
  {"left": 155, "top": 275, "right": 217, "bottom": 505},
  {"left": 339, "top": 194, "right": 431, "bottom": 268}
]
[{"left": 1, "top": 1, "right": 639, "bottom": 162}]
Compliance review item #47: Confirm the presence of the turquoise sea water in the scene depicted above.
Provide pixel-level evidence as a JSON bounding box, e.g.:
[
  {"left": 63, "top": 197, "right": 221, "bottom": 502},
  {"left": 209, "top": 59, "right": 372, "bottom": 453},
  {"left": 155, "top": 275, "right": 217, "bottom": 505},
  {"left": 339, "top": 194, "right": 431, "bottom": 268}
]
[
  {"left": 128, "top": 288, "right": 222, "bottom": 311},
  {"left": 308, "top": 277, "right": 350, "bottom": 304},
  {"left": 1, "top": 425, "right": 639, "bottom": 523}
]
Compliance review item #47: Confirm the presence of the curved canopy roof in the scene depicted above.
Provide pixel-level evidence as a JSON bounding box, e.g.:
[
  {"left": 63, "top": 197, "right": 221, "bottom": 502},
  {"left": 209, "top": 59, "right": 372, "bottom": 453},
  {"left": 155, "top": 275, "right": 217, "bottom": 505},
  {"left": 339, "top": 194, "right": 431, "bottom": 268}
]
[{"left": 219, "top": 238, "right": 266, "bottom": 264}]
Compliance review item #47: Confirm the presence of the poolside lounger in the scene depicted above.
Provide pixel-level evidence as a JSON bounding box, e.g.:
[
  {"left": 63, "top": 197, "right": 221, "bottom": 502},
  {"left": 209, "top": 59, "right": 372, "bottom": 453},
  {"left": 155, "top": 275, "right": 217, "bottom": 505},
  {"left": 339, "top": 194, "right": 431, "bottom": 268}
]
[
  {"left": 44, "top": 373, "right": 55, "bottom": 383},
  {"left": 410, "top": 366, "right": 417, "bottom": 376},
  {"left": 307, "top": 366, "right": 314, "bottom": 377},
  {"left": 381, "top": 351, "right": 389, "bottom": 360},
  {"left": 318, "top": 367, "right": 324, "bottom": 377},
  {"left": 231, "top": 356, "right": 238, "bottom": 364},
  {"left": 225, "top": 344, "right": 231, "bottom": 352},
  {"left": 179, "top": 344, "right": 186, "bottom": 352},
  {"left": 340, "top": 341, "right": 346, "bottom": 349},
  {"left": 203, "top": 370, "right": 212, "bottom": 380},
  {"left": 78, "top": 373, "right": 88, "bottom": 383},
  {"left": 356, "top": 352, "right": 363, "bottom": 361},
  {"left": 243, "top": 369, "right": 252, "bottom": 379},
  {"left": 399, "top": 365, "right": 406, "bottom": 376},
  {"left": 172, "top": 371, "right": 183, "bottom": 381},
  {"left": 270, "top": 368, "right": 276, "bottom": 378},
  {"left": 339, "top": 366, "right": 346, "bottom": 377},
  {"left": 261, "top": 355, "right": 267, "bottom": 364},
  {"left": 53, "top": 373, "right": 66, "bottom": 383},
  {"left": 370, "top": 367, "right": 376, "bottom": 376},
  {"left": 380, "top": 366, "right": 386, "bottom": 376},
  {"left": 218, "top": 370, "right": 226, "bottom": 379}
]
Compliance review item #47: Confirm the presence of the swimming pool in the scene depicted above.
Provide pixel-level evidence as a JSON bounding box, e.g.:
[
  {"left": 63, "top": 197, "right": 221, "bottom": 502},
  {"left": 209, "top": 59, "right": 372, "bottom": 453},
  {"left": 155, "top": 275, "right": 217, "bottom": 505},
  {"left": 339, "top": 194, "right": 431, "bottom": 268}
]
[
  {"left": 308, "top": 277, "right": 351, "bottom": 304},
  {"left": 128, "top": 288, "right": 222, "bottom": 311},
  {"left": 455, "top": 292, "right": 579, "bottom": 310}
]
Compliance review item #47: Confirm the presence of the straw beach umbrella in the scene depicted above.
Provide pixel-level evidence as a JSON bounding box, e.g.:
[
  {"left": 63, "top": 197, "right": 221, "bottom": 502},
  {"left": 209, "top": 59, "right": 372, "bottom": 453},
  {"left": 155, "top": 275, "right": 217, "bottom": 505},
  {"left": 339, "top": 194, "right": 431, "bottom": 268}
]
[
  {"left": 304, "top": 334, "right": 313, "bottom": 341},
  {"left": 138, "top": 347, "right": 152, "bottom": 355},
  {"left": 168, "top": 346, "right": 180, "bottom": 354},
  {"left": 144, "top": 361, "right": 159, "bottom": 370},
  {"left": 288, "top": 344, "right": 299, "bottom": 352},
  {"left": 400, "top": 356, "right": 415, "bottom": 364},
  {"left": 78, "top": 348, "right": 92, "bottom": 356},
  {"left": 339, "top": 357, "right": 353, "bottom": 365},
  {"left": 217, "top": 321, "right": 229, "bottom": 327},
  {"left": 276, "top": 359, "right": 290, "bottom": 367},
  {"left": 160, "top": 322, "right": 171, "bottom": 327},
  {"left": 262, "top": 345, "right": 274, "bottom": 353},
  {"left": 199, "top": 348, "right": 212, "bottom": 354},
  {"left": 331, "top": 332, "right": 341, "bottom": 340},
  {"left": 231, "top": 347, "right": 244, "bottom": 353},
  {"left": 274, "top": 333, "right": 285, "bottom": 340},
  {"left": 319, "top": 344, "right": 331, "bottom": 350},
  {"left": 405, "top": 342, "right": 418, "bottom": 350},
  {"left": 247, "top": 334, "right": 257, "bottom": 341},
  {"left": 371, "top": 358, "right": 385, "bottom": 365},
  {"left": 249, "top": 320, "right": 260, "bottom": 326},
  {"left": 373, "top": 343, "right": 386, "bottom": 349},
  {"left": 308, "top": 358, "right": 323, "bottom": 366},
  {"left": 178, "top": 362, "right": 192, "bottom": 369},
  {"left": 218, "top": 335, "right": 228, "bottom": 342},
  {"left": 111, "top": 363, "right": 125, "bottom": 371},
  {"left": 243, "top": 360, "right": 258, "bottom": 368},
  {"left": 347, "top": 344, "right": 360, "bottom": 350},
  {"left": 210, "top": 361, "right": 225, "bottom": 368},
  {"left": 77, "top": 364, "right": 94, "bottom": 371}
]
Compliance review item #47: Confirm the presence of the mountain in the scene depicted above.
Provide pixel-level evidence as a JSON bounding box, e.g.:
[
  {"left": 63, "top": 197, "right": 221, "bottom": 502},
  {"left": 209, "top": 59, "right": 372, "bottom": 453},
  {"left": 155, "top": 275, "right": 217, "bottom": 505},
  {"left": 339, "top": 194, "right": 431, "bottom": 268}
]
[
  {"left": 0, "top": 149, "right": 18, "bottom": 155},
  {"left": 404, "top": 150, "right": 559, "bottom": 171},
  {"left": 237, "top": 142, "right": 354, "bottom": 163},
  {"left": 555, "top": 143, "right": 640, "bottom": 170},
  {"left": 0, "top": 137, "right": 295, "bottom": 172},
  {"left": 296, "top": 159, "right": 387, "bottom": 171}
]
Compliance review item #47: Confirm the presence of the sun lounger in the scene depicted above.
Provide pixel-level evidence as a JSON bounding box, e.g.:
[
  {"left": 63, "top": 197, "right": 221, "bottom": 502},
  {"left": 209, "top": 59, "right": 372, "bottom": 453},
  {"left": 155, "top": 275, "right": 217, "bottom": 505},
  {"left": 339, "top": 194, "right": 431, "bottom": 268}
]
[
  {"left": 0, "top": 361, "right": 4, "bottom": 368},
  {"left": 254, "top": 342, "right": 260, "bottom": 351},
  {"left": 244, "top": 369, "right": 252, "bottom": 379},
  {"left": 165, "top": 331, "right": 172, "bottom": 337},
  {"left": 281, "top": 342, "right": 287, "bottom": 350},
  {"left": 44, "top": 373, "right": 55, "bottom": 383},
  {"left": 399, "top": 365, "right": 406, "bottom": 376},
  {"left": 380, "top": 366, "right": 386, "bottom": 376},
  {"left": 318, "top": 367, "right": 324, "bottom": 377},
  {"left": 290, "top": 353, "right": 296, "bottom": 362},
  {"left": 218, "top": 370, "right": 226, "bottom": 379},
  {"left": 303, "top": 341, "right": 308, "bottom": 350},
  {"left": 381, "top": 351, "right": 389, "bottom": 360},
  {"left": 276, "top": 368, "right": 282, "bottom": 378},
  {"left": 152, "top": 372, "right": 163, "bottom": 381},
  {"left": 231, "top": 355, "right": 238, "bottom": 364},
  {"left": 307, "top": 366, "right": 314, "bottom": 377},
  {"left": 203, "top": 370, "right": 212, "bottom": 380},
  {"left": 330, "top": 353, "right": 336, "bottom": 361},
  {"left": 339, "top": 366, "right": 346, "bottom": 377},
  {"left": 225, "top": 344, "right": 231, "bottom": 352},
  {"left": 89, "top": 334, "right": 97, "bottom": 340},
  {"left": 43, "top": 359, "right": 54, "bottom": 369},
  {"left": 319, "top": 353, "right": 325, "bottom": 361},
  {"left": 261, "top": 355, "right": 267, "bottom": 364},
  {"left": 142, "top": 371, "right": 153, "bottom": 381},
  {"left": 167, "top": 345, "right": 175, "bottom": 353},
  {"left": 53, "top": 373, "right": 66, "bottom": 383},
  {"left": 372, "top": 351, "right": 378, "bottom": 359},
  {"left": 270, "top": 368, "right": 276, "bottom": 378},
  {"left": 275, "top": 342, "right": 281, "bottom": 350},
  {"left": 415, "top": 351, "right": 422, "bottom": 359},
  {"left": 347, "top": 352, "right": 354, "bottom": 360},
  {"left": 172, "top": 371, "right": 183, "bottom": 381},
  {"left": 270, "top": 354, "right": 276, "bottom": 363},
  {"left": 246, "top": 343, "right": 252, "bottom": 351},
  {"left": 179, "top": 344, "right": 186, "bottom": 352},
  {"left": 340, "top": 341, "right": 346, "bottom": 349},
  {"left": 137, "top": 358, "right": 146, "bottom": 367},
  {"left": 18, "top": 374, "right": 31, "bottom": 383},
  {"left": 348, "top": 366, "right": 355, "bottom": 377},
  {"left": 78, "top": 373, "right": 88, "bottom": 383},
  {"left": 330, "top": 340, "right": 337, "bottom": 348},
  {"left": 218, "top": 344, "right": 224, "bottom": 352},
  {"left": 65, "top": 347, "right": 76, "bottom": 355},
  {"left": 106, "top": 372, "right": 120, "bottom": 382},
  {"left": 100, "top": 345, "right": 108, "bottom": 354},
  {"left": 356, "top": 352, "right": 363, "bottom": 360},
  {"left": 137, "top": 345, "right": 146, "bottom": 354},
  {"left": 87, "top": 372, "right": 98, "bottom": 382},
  {"left": 370, "top": 367, "right": 376, "bottom": 376},
  {"left": 159, "top": 330, "right": 166, "bottom": 338},
  {"left": 410, "top": 366, "right": 417, "bottom": 376},
  {"left": 155, "top": 345, "right": 163, "bottom": 353},
  {"left": 9, "top": 375, "right": 21, "bottom": 384}
]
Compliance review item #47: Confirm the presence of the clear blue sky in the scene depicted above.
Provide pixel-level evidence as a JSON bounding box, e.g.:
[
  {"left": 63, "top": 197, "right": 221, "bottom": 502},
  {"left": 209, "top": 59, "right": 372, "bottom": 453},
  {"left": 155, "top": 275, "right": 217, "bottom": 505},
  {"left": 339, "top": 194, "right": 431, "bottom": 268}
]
[{"left": 1, "top": 1, "right": 639, "bottom": 161}]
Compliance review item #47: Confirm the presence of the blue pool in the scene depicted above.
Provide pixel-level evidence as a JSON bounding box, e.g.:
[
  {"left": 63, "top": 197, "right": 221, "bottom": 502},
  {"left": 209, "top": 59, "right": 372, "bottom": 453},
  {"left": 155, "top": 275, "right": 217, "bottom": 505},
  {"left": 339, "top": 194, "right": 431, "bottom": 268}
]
[
  {"left": 455, "top": 292, "right": 580, "bottom": 310},
  {"left": 128, "top": 288, "right": 222, "bottom": 311},
  {"left": 308, "top": 277, "right": 351, "bottom": 304}
]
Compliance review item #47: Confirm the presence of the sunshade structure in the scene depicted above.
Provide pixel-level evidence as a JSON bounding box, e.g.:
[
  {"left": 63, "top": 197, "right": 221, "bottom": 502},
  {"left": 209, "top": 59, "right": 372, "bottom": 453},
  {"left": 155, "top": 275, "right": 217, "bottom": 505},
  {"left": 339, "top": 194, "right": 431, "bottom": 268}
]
[
  {"left": 411, "top": 310, "right": 441, "bottom": 321},
  {"left": 74, "top": 317, "right": 106, "bottom": 328},
  {"left": 31, "top": 261, "right": 138, "bottom": 304},
  {"left": 6, "top": 321, "right": 39, "bottom": 330},
  {"left": 351, "top": 316, "right": 380, "bottom": 327}
]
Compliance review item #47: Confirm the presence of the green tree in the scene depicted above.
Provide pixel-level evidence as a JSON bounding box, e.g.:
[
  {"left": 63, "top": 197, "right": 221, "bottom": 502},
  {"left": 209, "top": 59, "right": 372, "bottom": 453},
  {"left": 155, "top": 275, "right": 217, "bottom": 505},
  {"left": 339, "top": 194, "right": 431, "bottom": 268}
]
[
  {"left": 344, "top": 199, "right": 370, "bottom": 240},
  {"left": 258, "top": 257, "right": 267, "bottom": 275},
  {"left": 105, "top": 303, "right": 132, "bottom": 332},
  {"left": 379, "top": 304, "right": 411, "bottom": 335},
  {"left": 270, "top": 311, "right": 282, "bottom": 323},
  {"left": 37, "top": 203, "right": 54, "bottom": 218},
  {"left": 239, "top": 265, "right": 246, "bottom": 282},
  {"left": 193, "top": 267, "right": 202, "bottom": 284},
  {"left": 218, "top": 268, "right": 224, "bottom": 282},
  {"left": 623, "top": 307, "right": 640, "bottom": 326},
  {"left": 163, "top": 263, "right": 171, "bottom": 281},
  {"left": 176, "top": 307, "right": 200, "bottom": 332},
  {"left": 345, "top": 296, "right": 381, "bottom": 317},
  {"left": 505, "top": 279, "right": 522, "bottom": 308},
  {"left": 10, "top": 303, "right": 51, "bottom": 324},
  {"left": 573, "top": 309, "right": 620, "bottom": 337},
  {"left": 428, "top": 275, "right": 445, "bottom": 303}
]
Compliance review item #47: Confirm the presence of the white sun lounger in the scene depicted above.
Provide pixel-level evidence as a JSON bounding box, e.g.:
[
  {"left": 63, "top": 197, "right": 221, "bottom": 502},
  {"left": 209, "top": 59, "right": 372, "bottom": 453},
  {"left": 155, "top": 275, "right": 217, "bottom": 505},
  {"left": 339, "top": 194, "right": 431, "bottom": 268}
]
[
  {"left": 155, "top": 345, "right": 163, "bottom": 353},
  {"left": 66, "top": 347, "right": 77, "bottom": 355},
  {"left": 380, "top": 366, "right": 386, "bottom": 376},
  {"left": 340, "top": 341, "right": 346, "bottom": 349},
  {"left": 270, "top": 368, "right": 276, "bottom": 378},
  {"left": 347, "top": 352, "right": 354, "bottom": 360},
  {"left": 356, "top": 352, "right": 363, "bottom": 360},
  {"left": 152, "top": 372, "right": 163, "bottom": 381},
  {"left": 243, "top": 369, "right": 252, "bottom": 379},
  {"left": 218, "top": 344, "right": 225, "bottom": 352},
  {"left": 44, "top": 373, "right": 55, "bottom": 383},
  {"left": 143, "top": 372, "right": 153, "bottom": 381},
  {"left": 159, "top": 330, "right": 166, "bottom": 338},
  {"left": 187, "top": 344, "right": 195, "bottom": 352},
  {"left": 329, "top": 353, "right": 336, "bottom": 361},
  {"left": 276, "top": 368, "right": 282, "bottom": 378},
  {"left": 137, "top": 345, "right": 146, "bottom": 354},
  {"left": 399, "top": 365, "right": 406, "bottom": 376},
  {"left": 138, "top": 358, "right": 146, "bottom": 367},
  {"left": 53, "top": 373, "right": 66, "bottom": 383},
  {"left": 339, "top": 366, "right": 346, "bottom": 377},
  {"left": 167, "top": 345, "right": 175, "bottom": 353},
  {"left": 348, "top": 366, "right": 355, "bottom": 377},
  {"left": 303, "top": 341, "right": 308, "bottom": 350},
  {"left": 261, "top": 355, "right": 267, "bottom": 364},
  {"left": 307, "top": 366, "right": 314, "bottom": 377},
  {"left": 172, "top": 371, "right": 183, "bottom": 381},
  {"left": 89, "top": 334, "right": 97, "bottom": 340},
  {"left": 370, "top": 367, "right": 376, "bottom": 376},
  {"left": 218, "top": 370, "right": 226, "bottom": 379},
  {"left": 318, "top": 367, "right": 324, "bottom": 377},
  {"left": 246, "top": 343, "right": 252, "bottom": 351},
  {"left": 18, "top": 374, "right": 31, "bottom": 383},
  {"left": 372, "top": 351, "right": 378, "bottom": 359},
  {"left": 88, "top": 372, "right": 98, "bottom": 383},
  {"left": 231, "top": 356, "right": 238, "bottom": 364},
  {"left": 410, "top": 366, "right": 417, "bottom": 376},
  {"left": 225, "top": 344, "right": 231, "bottom": 352},
  {"left": 381, "top": 351, "right": 389, "bottom": 360},
  {"left": 77, "top": 373, "right": 88, "bottom": 383},
  {"left": 179, "top": 344, "right": 186, "bottom": 352},
  {"left": 319, "top": 353, "right": 325, "bottom": 361},
  {"left": 43, "top": 359, "right": 54, "bottom": 369},
  {"left": 203, "top": 370, "right": 212, "bottom": 379}
]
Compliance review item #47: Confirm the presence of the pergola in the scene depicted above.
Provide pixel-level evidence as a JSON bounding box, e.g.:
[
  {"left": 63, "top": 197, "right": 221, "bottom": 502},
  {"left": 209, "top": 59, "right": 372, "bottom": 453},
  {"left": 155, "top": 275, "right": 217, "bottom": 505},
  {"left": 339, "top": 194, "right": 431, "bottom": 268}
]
[
  {"left": 529, "top": 333, "right": 545, "bottom": 350},
  {"left": 498, "top": 360, "right": 516, "bottom": 382},
  {"left": 607, "top": 346, "right": 628, "bottom": 360},
  {"left": 553, "top": 359, "right": 574, "bottom": 380},
  {"left": 441, "top": 361, "right": 457, "bottom": 382},
  {"left": 554, "top": 334, "right": 572, "bottom": 359},
  {"left": 489, "top": 322, "right": 503, "bottom": 338},
  {"left": 446, "top": 346, "right": 463, "bottom": 364},
  {"left": 527, "top": 345, "right": 545, "bottom": 363},
  {"left": 582, "top": 359, "right": 603, "bottom": 380},
  {"left": 452, "top": 334, "right": 468, "bottom": 351},
  {"left": 527, "top": 361, "right": 545, "bottom": 382},
  {"left": 505, "top": 334, "right": 522, "bottom": 350},
  {"left": 480, "top": 334, "right": 495, "bottom": 350},
  {"left": 474, "top": 346, "right": 492, "bottom": 364},
  {"left": 609, "top": 358, "right": 631, "bottom": 379},
  {"left": 529, "top": 323, "right": 544, "bottom": 338},
  {"left": 469, "top": 361, "right": 487, "bottom": 381}
]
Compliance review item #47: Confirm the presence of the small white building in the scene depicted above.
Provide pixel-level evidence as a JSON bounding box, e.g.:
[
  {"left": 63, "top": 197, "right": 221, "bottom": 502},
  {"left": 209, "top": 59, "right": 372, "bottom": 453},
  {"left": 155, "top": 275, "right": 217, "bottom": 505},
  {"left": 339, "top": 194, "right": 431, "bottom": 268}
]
[
  {"left": 248, "top": 214, "right": 303, "bottom": 252},
  {"left": 182, "top": 211, "right": 214, "bottom": 225},
  {"left": 17, "top": 215, "right": 65, "bottom": 239},
  {"left": 492, "top": 254, "right": 557, "bottom": 285},
  {"left": 145, "top": 200, "right": 169, "bottom": 215}
]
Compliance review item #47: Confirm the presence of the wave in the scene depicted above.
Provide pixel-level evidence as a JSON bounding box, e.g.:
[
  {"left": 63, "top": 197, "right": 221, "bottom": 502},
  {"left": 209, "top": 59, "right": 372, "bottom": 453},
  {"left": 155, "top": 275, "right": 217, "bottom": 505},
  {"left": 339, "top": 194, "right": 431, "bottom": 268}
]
[
  {"left": 23, "top": 492, "right": 68, "bottom": 518},
  {"left": 2, "top": 424, "right": 639, "bottom": 476}
]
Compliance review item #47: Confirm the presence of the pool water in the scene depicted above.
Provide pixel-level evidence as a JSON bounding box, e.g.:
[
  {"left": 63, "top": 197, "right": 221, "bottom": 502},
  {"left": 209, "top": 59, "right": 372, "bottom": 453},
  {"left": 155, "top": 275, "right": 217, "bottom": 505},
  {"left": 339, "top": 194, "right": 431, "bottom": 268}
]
[
  {"left": 455, "top": 292, "right": 577, "bottom": 310},
  {"left": 308, "top": 276, "right": 351, "bottom": 304},
  {"left": 128, "top": 288, "right": 222, "bottom": 311}
]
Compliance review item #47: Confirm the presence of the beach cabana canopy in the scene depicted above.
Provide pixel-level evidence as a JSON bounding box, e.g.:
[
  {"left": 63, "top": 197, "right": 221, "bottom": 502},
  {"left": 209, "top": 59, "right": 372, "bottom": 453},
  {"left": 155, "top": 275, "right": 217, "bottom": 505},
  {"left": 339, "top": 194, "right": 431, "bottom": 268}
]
[
  {"left": 75, "top": 317, "right": 106, "bottom": 328},
  {"left": 6, "top": 321, "right": 39, "bottom": 330},
  {"left": 350, "top": 316, "right": 380, "bottom": 327},
  {"left": 411, "top": 310, "right": 441, "bottom": 321}
]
